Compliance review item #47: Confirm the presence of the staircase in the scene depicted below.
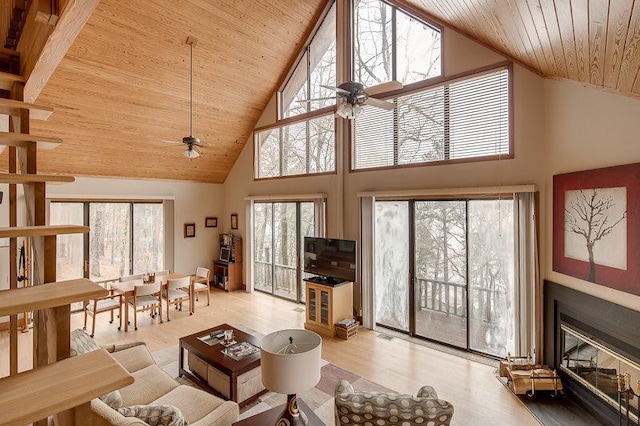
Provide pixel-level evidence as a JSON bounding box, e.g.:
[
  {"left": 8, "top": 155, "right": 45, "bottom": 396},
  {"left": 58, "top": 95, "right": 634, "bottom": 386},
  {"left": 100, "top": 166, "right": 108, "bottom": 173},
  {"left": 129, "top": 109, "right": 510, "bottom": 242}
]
[{"left": 0, "top": 67, "right": 132, "bottom": 425}]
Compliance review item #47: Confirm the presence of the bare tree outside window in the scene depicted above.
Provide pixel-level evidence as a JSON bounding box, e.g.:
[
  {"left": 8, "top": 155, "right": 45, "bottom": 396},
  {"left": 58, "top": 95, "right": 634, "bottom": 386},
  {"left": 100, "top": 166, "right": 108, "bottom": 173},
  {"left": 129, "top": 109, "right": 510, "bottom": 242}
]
[{"left": 565, "top": 188, "right": 627, "bottom": 283}]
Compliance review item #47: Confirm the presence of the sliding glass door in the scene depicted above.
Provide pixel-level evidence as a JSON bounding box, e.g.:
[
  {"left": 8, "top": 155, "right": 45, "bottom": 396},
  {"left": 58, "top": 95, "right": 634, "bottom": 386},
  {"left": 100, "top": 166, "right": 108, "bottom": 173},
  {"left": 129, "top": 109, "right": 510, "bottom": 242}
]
[
  {"left": 253, "top": 201, "right": 316, "bottom": 302},
  {"left": 374, "top": 198, "right": 516, "bottom": 357},
  {"left": 51, "top": 201, "right": 165, "bottom": 288}
]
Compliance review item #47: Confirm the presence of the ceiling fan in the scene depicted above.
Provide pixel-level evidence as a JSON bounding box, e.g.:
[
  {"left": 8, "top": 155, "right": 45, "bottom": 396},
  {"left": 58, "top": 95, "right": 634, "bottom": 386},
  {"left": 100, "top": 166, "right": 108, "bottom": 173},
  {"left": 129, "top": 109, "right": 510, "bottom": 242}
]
[
  {"left": 301, "top": 80, "right": 402, "bottom": 119},
  {"left": 164, "top": 36, "right": 205, "bottom": 159}
]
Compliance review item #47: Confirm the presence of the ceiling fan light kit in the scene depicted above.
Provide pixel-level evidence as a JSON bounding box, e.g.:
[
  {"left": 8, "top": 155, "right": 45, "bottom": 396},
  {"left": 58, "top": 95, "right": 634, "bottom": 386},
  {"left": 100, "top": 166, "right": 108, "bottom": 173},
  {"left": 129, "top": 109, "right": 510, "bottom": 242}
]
[{"left": 336, "top": 101, "right": 363, "bottom": 119}]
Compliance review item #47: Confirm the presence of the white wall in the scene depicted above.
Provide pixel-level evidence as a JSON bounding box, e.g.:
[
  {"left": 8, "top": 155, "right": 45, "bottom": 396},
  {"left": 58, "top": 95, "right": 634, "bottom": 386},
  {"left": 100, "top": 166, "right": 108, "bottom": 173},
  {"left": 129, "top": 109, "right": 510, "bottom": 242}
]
[
  {"left": 544, "top": 79, "right": 640, "bottom": 311},
  {"left": 46, "top": 177, "right": 225, "bottom": 276},
  {"left": 223, "top": 27, "right": 548, "bottom": 308}
]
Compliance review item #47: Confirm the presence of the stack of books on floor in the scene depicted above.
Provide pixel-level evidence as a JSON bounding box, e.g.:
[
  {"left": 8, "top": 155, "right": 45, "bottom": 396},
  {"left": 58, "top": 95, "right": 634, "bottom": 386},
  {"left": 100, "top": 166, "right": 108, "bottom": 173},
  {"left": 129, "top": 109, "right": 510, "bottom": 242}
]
[
  {"left": 336, "top": 318, "right": 357, "bottom": 327},
  {"left": 335, "top": 318, "right": 359, "bottom": 340}
]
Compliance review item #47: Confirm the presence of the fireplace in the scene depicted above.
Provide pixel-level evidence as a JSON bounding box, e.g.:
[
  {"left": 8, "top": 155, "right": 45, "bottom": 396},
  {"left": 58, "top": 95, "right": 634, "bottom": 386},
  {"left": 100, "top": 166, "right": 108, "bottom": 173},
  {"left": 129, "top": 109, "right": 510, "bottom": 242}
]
[{"left": 545, "top": 281, "right": 640, "bottom": 425}]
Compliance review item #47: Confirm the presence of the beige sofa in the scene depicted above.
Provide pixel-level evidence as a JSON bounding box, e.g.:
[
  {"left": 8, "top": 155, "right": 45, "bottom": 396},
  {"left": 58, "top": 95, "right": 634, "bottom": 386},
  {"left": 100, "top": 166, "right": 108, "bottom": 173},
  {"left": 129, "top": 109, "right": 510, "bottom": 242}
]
[{"left": 71, "top": 329, "right": 239, "bottom": 425}]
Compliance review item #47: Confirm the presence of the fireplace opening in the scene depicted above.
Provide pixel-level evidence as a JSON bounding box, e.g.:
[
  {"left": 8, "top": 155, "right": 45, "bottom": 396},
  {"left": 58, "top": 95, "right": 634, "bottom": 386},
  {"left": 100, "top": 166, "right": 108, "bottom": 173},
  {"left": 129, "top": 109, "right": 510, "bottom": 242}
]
[{"left": 560, "top": 323, "right": 640, "bottom": 421}]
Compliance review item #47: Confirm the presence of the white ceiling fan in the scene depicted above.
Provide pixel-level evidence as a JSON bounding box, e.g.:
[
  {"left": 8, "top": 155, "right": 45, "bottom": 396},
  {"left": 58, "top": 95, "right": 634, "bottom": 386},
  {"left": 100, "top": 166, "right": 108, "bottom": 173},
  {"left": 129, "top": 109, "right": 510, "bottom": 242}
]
[
  {"left": 300, "top": 80, "right": 402, "bottom": 119},
  {"left": 164, "top": 36, "right": 206, "bottom": 159}
]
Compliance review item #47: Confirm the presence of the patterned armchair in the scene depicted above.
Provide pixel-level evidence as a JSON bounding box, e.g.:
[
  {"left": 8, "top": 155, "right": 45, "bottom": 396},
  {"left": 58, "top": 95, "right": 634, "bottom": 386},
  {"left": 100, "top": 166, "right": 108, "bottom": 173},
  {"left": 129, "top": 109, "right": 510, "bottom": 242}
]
[{"left": 334, "top": 379, "right": 454, "bottom": 426}]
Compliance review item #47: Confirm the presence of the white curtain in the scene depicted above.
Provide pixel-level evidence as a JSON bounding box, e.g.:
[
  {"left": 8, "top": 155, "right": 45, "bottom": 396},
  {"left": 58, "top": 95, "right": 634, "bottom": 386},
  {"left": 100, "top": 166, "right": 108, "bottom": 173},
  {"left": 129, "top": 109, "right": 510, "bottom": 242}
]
[
  {"left": 359, "top": 196, "right": 375, "bottom": 329},
  {"left": 514, "top": 192, "right": 541, "bottom": 361},
  {"left": 244, "top": 199, "right": 255, "bottom": 292}
]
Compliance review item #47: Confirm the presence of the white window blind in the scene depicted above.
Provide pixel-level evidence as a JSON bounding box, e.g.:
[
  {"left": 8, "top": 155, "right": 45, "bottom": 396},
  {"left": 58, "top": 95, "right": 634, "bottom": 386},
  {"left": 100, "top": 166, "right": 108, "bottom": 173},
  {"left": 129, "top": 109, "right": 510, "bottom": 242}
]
[
  {"left": 353, "top": 67, "right": 510, "bottom": 170},
  {"left": 255, "top": 113, "right": 336, "bottom": 179}
]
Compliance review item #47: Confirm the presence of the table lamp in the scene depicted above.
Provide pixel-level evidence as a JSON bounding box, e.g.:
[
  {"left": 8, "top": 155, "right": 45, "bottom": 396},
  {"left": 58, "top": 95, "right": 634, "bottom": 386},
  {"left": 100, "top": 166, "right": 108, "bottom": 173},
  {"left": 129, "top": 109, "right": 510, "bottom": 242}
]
[{"left": 260, "top": 329, "right": 322, "bottom": 426}]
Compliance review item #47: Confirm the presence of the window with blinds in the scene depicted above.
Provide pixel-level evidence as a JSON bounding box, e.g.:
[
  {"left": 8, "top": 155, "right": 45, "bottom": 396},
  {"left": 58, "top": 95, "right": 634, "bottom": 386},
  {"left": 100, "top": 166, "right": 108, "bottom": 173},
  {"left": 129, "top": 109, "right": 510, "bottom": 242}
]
[
  {"left": 353, "top": 66, "right": 510, "bottom": 170},
  {"left": 254, "top": 113, "right": 336, "bottom": 179}
]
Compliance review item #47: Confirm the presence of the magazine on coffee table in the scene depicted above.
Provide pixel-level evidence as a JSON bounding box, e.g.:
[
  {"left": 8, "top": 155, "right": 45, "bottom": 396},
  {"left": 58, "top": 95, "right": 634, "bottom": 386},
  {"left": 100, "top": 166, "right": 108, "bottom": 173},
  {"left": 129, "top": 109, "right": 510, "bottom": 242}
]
[
  {"left": 197, "top": 330, "right": 225, "bottom": 346},
  {"left": 222, "top": 342, "right": 260, "bottom": 360}
]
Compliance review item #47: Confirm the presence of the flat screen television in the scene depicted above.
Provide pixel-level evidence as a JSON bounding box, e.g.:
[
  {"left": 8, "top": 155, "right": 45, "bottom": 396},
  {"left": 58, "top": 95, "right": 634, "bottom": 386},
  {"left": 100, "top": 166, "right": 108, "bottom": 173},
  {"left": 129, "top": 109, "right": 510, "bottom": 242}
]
[{"left": 303, "top": 237, "right": 356, "bottom": 284}]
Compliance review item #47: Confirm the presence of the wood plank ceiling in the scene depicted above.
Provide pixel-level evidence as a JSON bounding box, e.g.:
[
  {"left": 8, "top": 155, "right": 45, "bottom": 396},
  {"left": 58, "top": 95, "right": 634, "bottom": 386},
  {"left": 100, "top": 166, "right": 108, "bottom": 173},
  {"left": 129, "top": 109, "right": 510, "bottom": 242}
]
[
  {"left": 404, "top": 0, "right": 640, "bottom": 97},
  {"left": 2, "top": 0, "right": 640, "bottom": 183},
  {"left": 1, "top": 0, "right": 325, "bottom": 183}
]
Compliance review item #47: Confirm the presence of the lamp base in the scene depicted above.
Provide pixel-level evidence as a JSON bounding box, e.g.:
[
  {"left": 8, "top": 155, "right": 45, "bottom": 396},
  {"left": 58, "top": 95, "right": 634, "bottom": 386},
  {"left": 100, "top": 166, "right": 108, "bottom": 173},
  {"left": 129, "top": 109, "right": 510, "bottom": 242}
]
[{"left": 275, "top": 394, "right": 308, "bottom": 426}]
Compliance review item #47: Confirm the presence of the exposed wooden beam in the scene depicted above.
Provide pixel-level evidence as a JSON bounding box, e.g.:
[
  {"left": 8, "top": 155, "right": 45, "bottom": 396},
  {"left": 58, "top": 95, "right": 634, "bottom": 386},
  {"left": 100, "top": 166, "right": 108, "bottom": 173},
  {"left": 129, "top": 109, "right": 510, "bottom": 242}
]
[{"left": 22, "top": 0, "right": 99, "bottom": 102}]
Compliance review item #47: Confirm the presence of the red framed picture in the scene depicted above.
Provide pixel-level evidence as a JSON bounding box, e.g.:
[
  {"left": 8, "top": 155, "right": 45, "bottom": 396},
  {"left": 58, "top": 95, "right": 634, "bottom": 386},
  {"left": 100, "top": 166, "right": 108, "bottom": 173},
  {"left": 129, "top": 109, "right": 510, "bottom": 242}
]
[{"left": 553, "top": 163, "right": 640, "bottom": 295}]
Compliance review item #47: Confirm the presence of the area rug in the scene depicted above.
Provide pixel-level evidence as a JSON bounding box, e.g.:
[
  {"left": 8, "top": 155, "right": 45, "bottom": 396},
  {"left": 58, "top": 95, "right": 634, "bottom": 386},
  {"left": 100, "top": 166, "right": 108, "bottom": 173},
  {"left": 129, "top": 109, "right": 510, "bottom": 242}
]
[
  {"left": 495, "top": 375, "right": 600, "bottom": 425},
  {"left": 151, "top": 325, "right": 395, "bottom": 425}
]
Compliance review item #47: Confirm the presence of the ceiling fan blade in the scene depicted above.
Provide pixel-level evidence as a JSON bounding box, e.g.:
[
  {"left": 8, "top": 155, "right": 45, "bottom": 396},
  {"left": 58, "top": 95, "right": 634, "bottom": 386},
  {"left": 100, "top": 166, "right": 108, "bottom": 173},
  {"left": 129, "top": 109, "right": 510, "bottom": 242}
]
[
  {"left": 321, "top": 84, "right": 350, "bottom": 95},
  {"left": 162, "top": 140, "right": 183, "bottom": 146},
  {"left": 363, "top": 97, "right": 396, "bottom": 110},
  {"left": 366, "top": 80, "right": 403, "bottom": 96},
  {"left": 296, "top": 97, "right": 338, "bottom": 103}
]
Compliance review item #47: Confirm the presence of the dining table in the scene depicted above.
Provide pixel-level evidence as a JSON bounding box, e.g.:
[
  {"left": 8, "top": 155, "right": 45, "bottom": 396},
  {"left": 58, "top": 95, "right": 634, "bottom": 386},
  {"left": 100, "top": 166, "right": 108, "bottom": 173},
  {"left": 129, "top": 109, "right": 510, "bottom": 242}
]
[{"left": 111, "top": 272, "right": 194, "bottom": 332}]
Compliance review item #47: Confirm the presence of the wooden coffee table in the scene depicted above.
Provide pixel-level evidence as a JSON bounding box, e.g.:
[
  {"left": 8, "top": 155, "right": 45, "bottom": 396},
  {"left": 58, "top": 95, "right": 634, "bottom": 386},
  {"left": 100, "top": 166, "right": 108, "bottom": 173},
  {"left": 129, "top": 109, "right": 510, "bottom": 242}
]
[
  {"left": 179, "top": 323, "right": 267, "bottom": 406},
  {"left": 232, "top": 400, "right": 324, "bottom": 425}
]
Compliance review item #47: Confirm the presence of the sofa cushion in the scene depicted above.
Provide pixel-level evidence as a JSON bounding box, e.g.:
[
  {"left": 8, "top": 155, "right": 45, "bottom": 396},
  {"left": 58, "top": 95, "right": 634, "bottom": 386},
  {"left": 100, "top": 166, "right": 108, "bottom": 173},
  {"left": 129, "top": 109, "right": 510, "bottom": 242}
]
[
  {"left": 151, "top": 385, "right": 227, "bottom": 424},
  {"left": 110, "top": 343, "right": 156, "bottom": 373},
  {"left": 119, "top": 364, "right": 178, "bottom": 406},
  {"left": 117, "top": 404, "right": 187, "bottom": 426},
  {"left": 334, "top": 379, "right": 454, "bottom": 426}
]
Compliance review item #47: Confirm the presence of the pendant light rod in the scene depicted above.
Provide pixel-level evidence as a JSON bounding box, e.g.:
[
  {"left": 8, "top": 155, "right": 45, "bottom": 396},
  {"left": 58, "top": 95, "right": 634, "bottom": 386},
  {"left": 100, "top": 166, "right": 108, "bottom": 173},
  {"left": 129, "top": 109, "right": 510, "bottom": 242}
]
[{"left": 186, "top": 36, "right": 198, "bottom": 137}]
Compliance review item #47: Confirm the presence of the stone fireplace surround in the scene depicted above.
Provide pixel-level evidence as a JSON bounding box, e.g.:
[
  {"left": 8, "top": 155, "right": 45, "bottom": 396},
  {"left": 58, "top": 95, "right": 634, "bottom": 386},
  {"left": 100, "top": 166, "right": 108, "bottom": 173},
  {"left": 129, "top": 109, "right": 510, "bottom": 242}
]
[{"left": 544, "top": 280, "right": 640, "bottom": 425}]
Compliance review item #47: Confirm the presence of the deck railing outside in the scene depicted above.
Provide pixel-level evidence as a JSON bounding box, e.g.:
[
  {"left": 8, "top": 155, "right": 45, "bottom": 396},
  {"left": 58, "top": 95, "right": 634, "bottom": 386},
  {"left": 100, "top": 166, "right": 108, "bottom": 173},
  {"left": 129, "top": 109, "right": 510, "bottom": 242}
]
[{"left": 417, "top": 277, "right": 505, "bottom": 322}]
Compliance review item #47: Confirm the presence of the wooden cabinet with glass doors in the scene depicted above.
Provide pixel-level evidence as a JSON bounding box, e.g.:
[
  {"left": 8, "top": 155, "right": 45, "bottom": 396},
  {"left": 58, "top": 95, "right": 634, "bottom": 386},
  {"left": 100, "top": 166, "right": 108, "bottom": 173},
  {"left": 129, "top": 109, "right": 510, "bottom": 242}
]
[{"left": 304, "top": 281, "right": 353, "bottom": 337}]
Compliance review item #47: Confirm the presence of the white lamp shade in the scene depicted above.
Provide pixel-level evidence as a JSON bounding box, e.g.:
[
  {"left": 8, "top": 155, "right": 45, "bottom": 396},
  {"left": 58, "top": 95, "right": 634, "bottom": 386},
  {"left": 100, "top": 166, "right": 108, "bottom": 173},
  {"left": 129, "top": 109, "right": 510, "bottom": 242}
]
[{"left": 260, "top": 329, "right": 322, "bottom": 394}]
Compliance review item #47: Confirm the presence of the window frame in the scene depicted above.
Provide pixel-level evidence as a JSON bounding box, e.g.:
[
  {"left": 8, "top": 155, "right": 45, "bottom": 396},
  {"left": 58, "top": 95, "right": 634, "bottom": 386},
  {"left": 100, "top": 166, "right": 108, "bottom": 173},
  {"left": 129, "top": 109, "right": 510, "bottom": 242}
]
[
  {"left": 348, "top": 61, "right": 514, "bottom": 173},
  {"left": 351, "top": 0, "right": 444, "bottom": 87},
  {"left": 277, "top": 0, "right": 338, "bottom": 120},
  {"left": 48, "top": 199, "right": 167, "bottom": 285},
  {"left": 253, "top": 108, "right": 338, "bottom": 180}
]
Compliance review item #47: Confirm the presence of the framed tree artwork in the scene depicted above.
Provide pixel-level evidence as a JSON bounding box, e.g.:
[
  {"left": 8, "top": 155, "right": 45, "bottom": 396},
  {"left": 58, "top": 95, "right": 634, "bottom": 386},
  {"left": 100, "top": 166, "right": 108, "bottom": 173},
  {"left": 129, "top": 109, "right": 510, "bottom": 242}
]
[
  {"left": 184, "top": 223, "right": 196, "bottom": 238},
  {"left": 553, "top": 163, "right": 640, "bottom": 296}
]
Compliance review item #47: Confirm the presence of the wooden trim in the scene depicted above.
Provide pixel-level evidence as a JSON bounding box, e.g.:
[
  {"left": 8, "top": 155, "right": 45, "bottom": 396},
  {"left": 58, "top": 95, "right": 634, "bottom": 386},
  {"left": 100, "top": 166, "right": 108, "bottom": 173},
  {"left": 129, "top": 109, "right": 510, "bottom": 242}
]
[
  {"left": 254, "top": 106, "right": 336, "bottom": 133},
  {"left": 276, "top": 0, "right": 336, "bottom": 98},
  {"left": 244, "top": 193, "right": 327, "bottom": 201},
  {"left": 0, "top": 173, "right": 75, "bottom": 183},
  {"left": 48, "top": 196, "right": 168, "bottom": 202},
  {"left": 0, "top": 98, "right": 53, "bottom": 120},
  {"left": 0, "top": 349, "right": 133, "bottom": 426},
  {"left": 253, "top": 170, "right": 337, "bottom": 182},
  {"left": 357, "top": 184, "right": 536, "bottom": 199},
  {"left": 0, "top": 71, "right": 24, "bottom": 91},
  {"left": 0, "top": 225, "right": 89, "bottom": 238},
  {"left": 24, "top": 0, "right": 101, "bottom": 102},
  {"left": 0, "top": 278, "right": 106, "bottom": 317}
]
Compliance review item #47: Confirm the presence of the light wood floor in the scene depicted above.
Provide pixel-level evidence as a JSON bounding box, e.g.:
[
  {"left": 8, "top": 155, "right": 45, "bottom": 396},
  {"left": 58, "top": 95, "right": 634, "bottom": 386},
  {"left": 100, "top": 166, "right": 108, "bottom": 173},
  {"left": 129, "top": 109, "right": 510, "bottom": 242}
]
[{"left": 0, "top": 288, "right": 540, "bottom": 426}]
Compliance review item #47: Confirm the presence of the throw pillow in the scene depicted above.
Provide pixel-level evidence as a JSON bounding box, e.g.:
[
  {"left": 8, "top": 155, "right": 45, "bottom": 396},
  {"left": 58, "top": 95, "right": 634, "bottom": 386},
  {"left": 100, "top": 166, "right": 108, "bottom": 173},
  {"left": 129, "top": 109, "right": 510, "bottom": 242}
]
[
  {"left": 70, "top": 328, "right": 100, "bottom": 356},
  {"left": 117, "top": 404, "right": 188, "bottom": 426},
  {"left": 70, "top": 328, "right": 123, "bottom": 408}
]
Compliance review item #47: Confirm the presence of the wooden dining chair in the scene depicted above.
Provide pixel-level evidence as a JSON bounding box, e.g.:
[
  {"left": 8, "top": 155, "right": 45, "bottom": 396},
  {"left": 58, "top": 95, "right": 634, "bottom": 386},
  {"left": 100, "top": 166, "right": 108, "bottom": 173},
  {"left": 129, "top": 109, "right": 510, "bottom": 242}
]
[
  {"left": 192, "top": 267, "right": 211, "bottom": 306},
  {"left": 127, "top": 281, "right": 162, "bottom": 330},
  {"left": 163, "top": 276, "right": 191, "bottom": 321},
  {"left": 83, "top": 289, "right": 123, "bottom": 337}
]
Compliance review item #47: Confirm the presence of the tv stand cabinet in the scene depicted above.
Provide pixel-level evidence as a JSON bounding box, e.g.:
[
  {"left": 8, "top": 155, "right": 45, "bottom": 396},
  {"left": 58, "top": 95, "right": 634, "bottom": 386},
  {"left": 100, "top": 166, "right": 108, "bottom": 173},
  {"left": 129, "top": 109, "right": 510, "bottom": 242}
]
[{"left": 304, "top": 281, "right": 353, "bottom": 337}]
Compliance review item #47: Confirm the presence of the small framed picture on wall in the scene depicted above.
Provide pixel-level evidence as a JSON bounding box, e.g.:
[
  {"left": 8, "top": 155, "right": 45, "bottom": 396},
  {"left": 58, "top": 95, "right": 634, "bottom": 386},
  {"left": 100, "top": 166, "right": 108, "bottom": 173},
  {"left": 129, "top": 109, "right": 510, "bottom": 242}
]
[
  {"left": 205, "top": 217, "right": 217, "bottom": 228},
  {"left": 184, "top": 223, "right": 196, "bottom": 238},
  {"left": 231, "top": 213, "right": 238, "bottom": 230}
]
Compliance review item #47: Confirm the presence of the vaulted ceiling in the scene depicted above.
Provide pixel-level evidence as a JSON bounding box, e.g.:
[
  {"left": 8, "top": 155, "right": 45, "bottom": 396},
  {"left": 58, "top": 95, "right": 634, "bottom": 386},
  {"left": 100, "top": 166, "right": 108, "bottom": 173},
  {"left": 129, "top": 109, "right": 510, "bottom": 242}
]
[{"left": 1, "top": 0, "right": 639, "bottom": 183}]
